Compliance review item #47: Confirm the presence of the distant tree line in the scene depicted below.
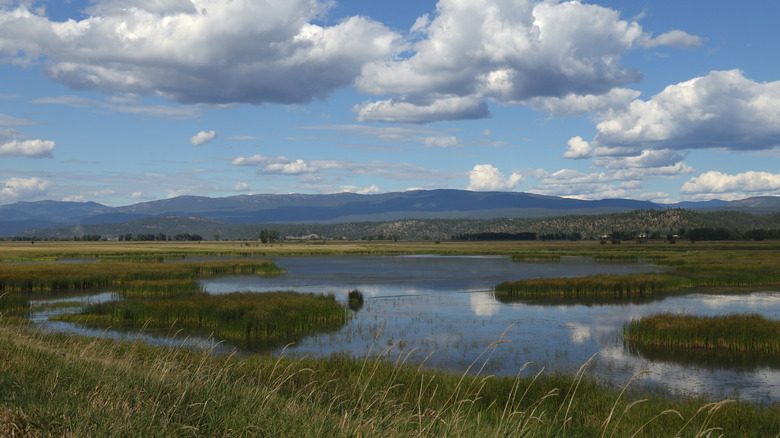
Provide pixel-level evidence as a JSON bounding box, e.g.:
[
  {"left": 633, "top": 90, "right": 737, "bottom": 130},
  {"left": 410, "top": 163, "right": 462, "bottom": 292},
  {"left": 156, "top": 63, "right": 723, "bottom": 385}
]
[
  {"left": 172, "top": 233, "right": 203, "bottom": 241},
  {"left": 115, "top": 233, "right": 204, "bottom": 241},
  {"left": 8, "top": 228, "right": 780, "bottom": 243},
  {"left": 118, "top": 233, "right": 169, "bottom": 241},
  {"left": 685, "top": 227, "right": 732, "bottom": 242},
  {"left": 453, "top": 232, "right": 537, "bottom": 241},
  {"left": 73, "top": 234, "right": 105, "bottom": 241},
  {"left": 540, "top": 232, "right": 582, "bottom": 241},
  {"left": 743, "top": 228, "right": 780, "bottom": 241},
  {"left": 360, "top": 234, "right": 400, "bottom": 241}
]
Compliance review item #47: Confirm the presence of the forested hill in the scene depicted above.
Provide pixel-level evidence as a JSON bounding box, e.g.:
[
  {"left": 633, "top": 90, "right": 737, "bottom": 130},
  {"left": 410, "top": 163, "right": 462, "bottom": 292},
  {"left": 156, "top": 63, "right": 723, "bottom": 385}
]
[
  {"left": 14, "top": 209, "right": 780, "bottom": 242},
  {"left": 2, "top": 190, "right": 779, "bottom": 237}
]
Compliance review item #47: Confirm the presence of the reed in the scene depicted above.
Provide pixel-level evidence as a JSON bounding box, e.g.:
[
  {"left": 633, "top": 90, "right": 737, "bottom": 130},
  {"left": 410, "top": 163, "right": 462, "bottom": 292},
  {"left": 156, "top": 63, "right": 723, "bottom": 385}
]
[
  {"left": 0, "top": 292, "right": 30, "bottom": 314},
  {"left": 55, "top": 291, "right": 348, "bottom": 344},
  {"left": 498, "top": 242, "right": 780, "bottom": 300},
  {"left": 510, "top": 252, "right": 562, "bottom": 262},
  {"left": 1, "top": 321, "right": 778, "bottom": 437},
  {"left": 624, "top": 313, "right": 780, "bottom": 354},
  {"left": 593, "top": 253, "right": 639, "bottom": 262},
  {"left": 0, "top": 260, "right": 282, "bottom": 294},
  {"left": 494, "top": 273, "right": 693, "bottom": 298}
]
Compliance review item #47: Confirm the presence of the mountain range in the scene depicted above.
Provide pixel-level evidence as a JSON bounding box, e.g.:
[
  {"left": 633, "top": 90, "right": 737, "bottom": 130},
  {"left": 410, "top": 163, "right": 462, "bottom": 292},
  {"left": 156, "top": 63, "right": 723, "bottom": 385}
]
[{"left": 1, "top": 189, "right": 778, "bottom": 237}]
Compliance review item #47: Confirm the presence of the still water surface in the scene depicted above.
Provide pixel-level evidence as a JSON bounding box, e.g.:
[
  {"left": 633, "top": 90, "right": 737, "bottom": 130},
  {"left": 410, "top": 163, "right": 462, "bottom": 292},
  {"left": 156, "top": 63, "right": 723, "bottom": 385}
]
[
  {"left": 33, "top": 255, "right": 780, "bottom": 402},
  {"left": 202, "top": 255, "right": 780, "bottom": 403}
]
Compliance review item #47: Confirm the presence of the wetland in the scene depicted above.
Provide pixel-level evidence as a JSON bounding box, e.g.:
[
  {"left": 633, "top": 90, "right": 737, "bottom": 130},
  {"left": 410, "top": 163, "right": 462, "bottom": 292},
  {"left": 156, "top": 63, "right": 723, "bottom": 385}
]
[{"left": 1, "top": 240, "right": 779, "bottom": 436}]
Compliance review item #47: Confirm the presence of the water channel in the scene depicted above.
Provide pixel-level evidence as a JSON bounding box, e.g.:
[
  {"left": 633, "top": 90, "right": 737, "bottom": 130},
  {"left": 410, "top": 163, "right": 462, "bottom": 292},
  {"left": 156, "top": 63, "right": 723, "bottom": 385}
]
[{"left": 31, "top": 255, "right": 780, "bottom": 403}]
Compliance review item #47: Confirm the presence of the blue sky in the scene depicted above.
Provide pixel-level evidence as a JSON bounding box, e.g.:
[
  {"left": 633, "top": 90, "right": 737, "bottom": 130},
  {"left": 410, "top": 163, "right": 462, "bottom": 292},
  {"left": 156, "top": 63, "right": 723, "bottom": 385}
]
[{"left": 1, "top": 0, "right": 779, "bottom": 207}]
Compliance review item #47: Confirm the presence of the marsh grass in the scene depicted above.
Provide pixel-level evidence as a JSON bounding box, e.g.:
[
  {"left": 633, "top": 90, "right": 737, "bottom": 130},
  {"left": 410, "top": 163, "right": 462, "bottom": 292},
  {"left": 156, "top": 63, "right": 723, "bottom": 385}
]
[
  {"left": 593, "top": 253, "right": 639, "bottom": 262},
  {"left": 498, "top": 241, "right": 780, "bottom": 300},
  {"left": 54, "top": 291, "right": 348, "bottom": 344},
  {"left": 0, "top": 321, "right": 778, "bottom": 437},
  {"left": 494, "top": 274, "right": 693, "bottom": 298},
  {"left": 0, "top": 292, "right": 30, "bottom": 314},
  {"left": 510, "top": 252, "right": 562, "bottom": 262},
  {"left": 624, "top": 313, "right": 780, "bottom": 354},
  {"left": 0, "top": 260, "right": 282, "bottom": 294}
]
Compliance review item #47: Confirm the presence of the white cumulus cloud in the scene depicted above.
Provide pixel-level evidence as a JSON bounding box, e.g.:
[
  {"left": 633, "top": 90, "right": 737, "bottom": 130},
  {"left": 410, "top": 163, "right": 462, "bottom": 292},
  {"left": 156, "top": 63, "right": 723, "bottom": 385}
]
[
  {"left": 355, "top": 96, "right": 489, "bottom": 123},
  {"left": 0, "top": 139, "right": 55, "bottom": 157},
  {"left": 232, "top": 155, "right": 316, "bottom": 175},
  {"left": 563, "top": 136, "right": 592, "bottom": 159},
  {"left": 586, "top": 70, "right": 780, "bottom": 154},
  {"left": 340, "top": 184, "right": 382, "bottom": 195},
  {"left": 681, "top": 171, "right": 780, "bottom": 196},
  {"left": 593, "top": 149, "right": 687, "bottom": 169},
  {"left": 528, "top": 88, "right": 641, "bottom": 118},
  {"left": 355, "top": 0, "right": 697, "bottom": 123},
  {"left": 527, "top": 163, "right": 693, "bottom": 200},
  {"left": 0, "top": 1, "right": 401, "bottom": 105},
  {"left": 644, "top": 30, "right": 702, "bottom": 49},
  {"left": 265, "top": 159, "right": 317, "bottom": 175},
  {"left": 0, "top": 177, "right": 53, "bottom": 201},
  {"left": 189, "top": 130, "right": 217, "bottom": 146},
  {"left": 467, "top": 164, "right": 523, "bottom": 191}
]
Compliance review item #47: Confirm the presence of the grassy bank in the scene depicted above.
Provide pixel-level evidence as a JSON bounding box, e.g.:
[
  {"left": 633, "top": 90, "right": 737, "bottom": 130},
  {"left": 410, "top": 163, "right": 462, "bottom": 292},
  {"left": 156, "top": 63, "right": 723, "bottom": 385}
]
[
  {"left": 55, "top": 291, "right": 348, "bottom": 345},
  {"left": 1, "top": 321, "right": 778, "bottom": 437},
  {"left": 624, "top": 313, "right": 780, "bottom": 354}
]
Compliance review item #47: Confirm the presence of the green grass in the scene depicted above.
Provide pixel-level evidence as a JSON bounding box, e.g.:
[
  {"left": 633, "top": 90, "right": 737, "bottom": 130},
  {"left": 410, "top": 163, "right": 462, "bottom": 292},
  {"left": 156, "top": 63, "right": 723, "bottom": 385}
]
[
  {"left": 0, "top": 321, "right": 778, "bottom": 437},
  {"left": 624, "top": 313, "right": 780, "bottom": 354},
  {"left": 54, "top": 291, "right": 348, "bottom": 345}
]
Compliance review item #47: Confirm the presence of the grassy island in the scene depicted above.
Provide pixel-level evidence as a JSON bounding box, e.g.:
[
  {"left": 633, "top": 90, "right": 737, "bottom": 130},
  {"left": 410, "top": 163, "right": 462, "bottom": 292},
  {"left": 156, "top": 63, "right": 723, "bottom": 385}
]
[
  {"left": 54, "top": 291, "right": 348, "bottom": 345},
  {"left": 494, "top": 273, "right": 691, "bottom": 298},
  {"left": 624, "top": 313, "right": 780, "bottom": 354}
]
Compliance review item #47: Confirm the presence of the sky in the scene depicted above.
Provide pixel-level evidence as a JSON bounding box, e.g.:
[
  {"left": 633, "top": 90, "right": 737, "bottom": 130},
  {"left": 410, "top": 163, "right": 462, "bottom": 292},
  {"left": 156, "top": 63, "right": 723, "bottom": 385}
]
[{"left": 1, "top": 0, "right": 779, "bottom": 207}]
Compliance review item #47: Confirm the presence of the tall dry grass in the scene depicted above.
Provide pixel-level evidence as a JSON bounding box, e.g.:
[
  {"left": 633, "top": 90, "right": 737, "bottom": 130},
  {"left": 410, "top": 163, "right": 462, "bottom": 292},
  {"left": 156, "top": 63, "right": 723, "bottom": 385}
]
[{"left": 1, "top": 320, "right": 777, "bottom": 437}]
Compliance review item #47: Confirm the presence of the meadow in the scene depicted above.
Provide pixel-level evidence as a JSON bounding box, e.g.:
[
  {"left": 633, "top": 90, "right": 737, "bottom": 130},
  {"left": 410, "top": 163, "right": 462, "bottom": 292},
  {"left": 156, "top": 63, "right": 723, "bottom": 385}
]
[{"left": 1, "top": 239, "right": 779, "bottom": 436}]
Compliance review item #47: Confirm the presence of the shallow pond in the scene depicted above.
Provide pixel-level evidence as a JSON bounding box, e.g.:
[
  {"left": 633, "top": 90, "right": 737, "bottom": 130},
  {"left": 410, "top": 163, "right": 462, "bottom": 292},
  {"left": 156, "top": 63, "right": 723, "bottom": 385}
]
[
  {"left": 201, "top": 255, "right": 780, "bottom": 403},
  {"left": 31, "top": 255, "right": 779, "bottom": 403}
]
